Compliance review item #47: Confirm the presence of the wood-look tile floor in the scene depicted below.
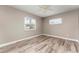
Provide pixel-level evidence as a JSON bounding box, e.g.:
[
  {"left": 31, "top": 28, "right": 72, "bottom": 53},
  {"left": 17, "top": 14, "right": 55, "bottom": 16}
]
[{"left": 7, "top": 35, "right": 79, "bottom": 53}]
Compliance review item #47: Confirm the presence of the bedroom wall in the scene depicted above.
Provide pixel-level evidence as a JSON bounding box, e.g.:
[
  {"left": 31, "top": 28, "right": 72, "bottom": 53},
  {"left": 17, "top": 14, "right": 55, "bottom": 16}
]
[
  {"left": 0, "top": 5, "right": 79, "bottom": 45},
  {"left": 43, "top": 10, "right": 79, "bottom": 40},
  {"left": 0, "top": 5, "right": 42, "bottom": 44}
]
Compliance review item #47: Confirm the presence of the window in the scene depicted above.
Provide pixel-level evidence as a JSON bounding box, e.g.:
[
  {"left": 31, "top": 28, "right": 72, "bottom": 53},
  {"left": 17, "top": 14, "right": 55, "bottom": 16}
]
[
  {"left": 49, "top": 18, "right": 62, "bottom": 25},
  {"left": 24, "top": 16, "right": 36, "bottom": 30}
]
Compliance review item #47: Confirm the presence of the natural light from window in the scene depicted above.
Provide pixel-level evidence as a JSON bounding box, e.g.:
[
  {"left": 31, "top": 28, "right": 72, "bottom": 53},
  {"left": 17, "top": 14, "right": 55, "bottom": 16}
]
[
  {"left": 24, "top": 16, "right": 36, "bottom": 30},
  {"left": 49, "top": 18, "right": 62, "bottom": 25}
]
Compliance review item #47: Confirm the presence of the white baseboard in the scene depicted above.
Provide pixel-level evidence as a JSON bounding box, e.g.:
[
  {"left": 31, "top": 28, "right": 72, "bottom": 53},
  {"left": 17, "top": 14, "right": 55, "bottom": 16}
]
[
  {"left": 0, "top": 34, "right": 42, "bottom": 48},
  {"left": 0, "top": 34, "right": 78, "bottom": 48},
  {"left": 42, "top": 34, "right": 79, "bottom": 43}
]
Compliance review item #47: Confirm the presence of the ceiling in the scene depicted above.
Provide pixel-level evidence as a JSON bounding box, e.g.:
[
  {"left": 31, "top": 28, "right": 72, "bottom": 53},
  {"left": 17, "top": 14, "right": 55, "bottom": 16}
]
[{"left": 10, "top": 5, "right": 79, "bottom": 17}]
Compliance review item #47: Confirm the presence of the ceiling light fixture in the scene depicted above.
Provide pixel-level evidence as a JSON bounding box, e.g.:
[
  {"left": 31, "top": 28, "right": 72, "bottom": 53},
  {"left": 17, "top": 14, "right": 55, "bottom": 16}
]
[{"left": 39, "top": 5, "right": 52, "bottom": 13}]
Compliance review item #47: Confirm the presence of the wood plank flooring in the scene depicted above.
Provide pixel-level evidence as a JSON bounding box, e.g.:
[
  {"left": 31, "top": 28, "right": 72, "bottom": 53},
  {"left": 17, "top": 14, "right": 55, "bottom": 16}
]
[{"left": 1, "top": 35, "right": 79, "bottom": 53}]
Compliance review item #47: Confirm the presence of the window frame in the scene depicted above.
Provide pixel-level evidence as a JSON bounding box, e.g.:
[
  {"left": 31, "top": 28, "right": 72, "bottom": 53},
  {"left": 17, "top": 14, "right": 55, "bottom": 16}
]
[
  {"left": 49, "top": 18, "right": 62, "bottom": 25},
  {"left": 24, "top": 16, "right": 36, "bottom": 31}
]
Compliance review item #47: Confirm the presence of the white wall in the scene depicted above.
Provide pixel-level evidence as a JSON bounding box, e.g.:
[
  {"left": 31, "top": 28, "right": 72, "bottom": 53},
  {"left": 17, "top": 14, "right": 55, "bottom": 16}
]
[
  {"left": 0, "top": 6, "right": 42, "bottom": 44},
  {"left": 43, "top": 10, "right": 79, "bottom": 40}
]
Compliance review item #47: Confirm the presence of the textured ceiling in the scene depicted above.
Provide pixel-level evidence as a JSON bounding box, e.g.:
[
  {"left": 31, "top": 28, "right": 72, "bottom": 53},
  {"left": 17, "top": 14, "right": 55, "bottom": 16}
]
[{"left": 10, "top": 5, "right": 79, "bottom": 17}]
